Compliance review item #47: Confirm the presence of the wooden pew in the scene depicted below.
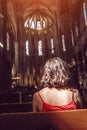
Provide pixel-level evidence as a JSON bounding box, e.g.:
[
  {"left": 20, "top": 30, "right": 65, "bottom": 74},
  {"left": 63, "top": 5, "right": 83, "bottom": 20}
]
[{"left": 0, "top": 109, "right": 87, "bottom": 130}]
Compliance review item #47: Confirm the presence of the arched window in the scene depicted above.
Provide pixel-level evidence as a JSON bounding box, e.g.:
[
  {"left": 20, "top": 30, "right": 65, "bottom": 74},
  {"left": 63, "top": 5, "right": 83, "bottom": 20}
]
[
  {"left": 83, "top": 2, "right": 87, "bottom": 26},
  {"left": 24, "top": 10, "right": 52, "bottom": 30},
  {"left": 24, "top": 15, "right": 50, "bottom": 30},
  {"left": 38, "top": 40, "right": 43, "bottom": 56},
  {"left": 25, "top": 40, "right": 29, "bottom": 55}
]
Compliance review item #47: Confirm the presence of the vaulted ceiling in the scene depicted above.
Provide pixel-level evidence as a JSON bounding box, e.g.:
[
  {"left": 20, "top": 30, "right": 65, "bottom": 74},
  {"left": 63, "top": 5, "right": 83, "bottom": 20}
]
[
  {"left": 10, "top": 0, "right": 81, "bottom": 35},
  {"left": 11, "top": 0, "right": 81, "bottom": 24},
  {"left": 12, "top": 0, "right": 81, "bottom": 12},
  {"left": 12, "top": 0, "right": 58, "bottom": 21}
]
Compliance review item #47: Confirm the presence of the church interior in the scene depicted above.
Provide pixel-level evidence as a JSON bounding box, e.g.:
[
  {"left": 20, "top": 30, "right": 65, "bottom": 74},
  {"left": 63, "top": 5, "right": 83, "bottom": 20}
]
[{"left": 0, "top": 0, "right": 87, "bottom": 112}]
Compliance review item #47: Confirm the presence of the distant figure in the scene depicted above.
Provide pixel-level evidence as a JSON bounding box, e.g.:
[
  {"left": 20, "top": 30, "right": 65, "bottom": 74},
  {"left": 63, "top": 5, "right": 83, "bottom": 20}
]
[
  {"left": 33, "top": 57, "right": 82, "bottom": 112},
  {"left": 68, "top": 58, "right": 79, "bottom": 89}
]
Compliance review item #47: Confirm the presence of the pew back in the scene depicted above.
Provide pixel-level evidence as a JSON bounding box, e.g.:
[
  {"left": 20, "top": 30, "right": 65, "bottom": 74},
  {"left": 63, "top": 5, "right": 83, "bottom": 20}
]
[{"left": 0, "top": 109, "right": 87, "bottom": 130}]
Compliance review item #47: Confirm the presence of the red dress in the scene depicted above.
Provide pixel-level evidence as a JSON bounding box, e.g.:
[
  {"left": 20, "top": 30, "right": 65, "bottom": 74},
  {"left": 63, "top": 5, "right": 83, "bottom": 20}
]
[{"left": 38, "top": 90, "right": 77, "bottom": 112}]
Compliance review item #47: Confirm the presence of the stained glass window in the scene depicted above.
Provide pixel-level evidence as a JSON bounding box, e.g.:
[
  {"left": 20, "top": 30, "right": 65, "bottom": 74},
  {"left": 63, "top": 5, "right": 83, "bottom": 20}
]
[
  {"left": 38, "top": 40, "right": 43, "bottom": 56},
  {"left": 26, "top": 40, "right": 29, "bottom": 55},
  {"left": 62, "top": 34, "right": 66, "bottom": 52},
  {"left": 83, "top": 2, "right": 87, "bottom": 26}
]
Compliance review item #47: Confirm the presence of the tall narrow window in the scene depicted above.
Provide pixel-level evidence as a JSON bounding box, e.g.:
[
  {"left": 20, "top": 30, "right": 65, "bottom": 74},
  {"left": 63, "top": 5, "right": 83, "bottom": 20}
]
[
  {"left": 0, "top": 42, "right": 3, "bottom": 48},
  {"left": 26, "top": 40, "right": 29, "bottom": 55},
  {"left": 37, "top": 21, "right": 41, "bottom": 30},
  {"left": 38, "top": 40, "right": 43, "bottom": 56},
  {"left": 74, "top": 21, "right": 79, "bottom": 41},
  {"left": 75, "top": 22, "right": 79, "bottom": 38},
  {"left": 62, "top": 34, "right": 66, "bottom": 52},
  {"left": 6, "top": 32, "right": 10, "bottom": 51},
  {"left": 31, "top": 20, "right": 35, "bottom": 29},
  {"left": 71, "top": 29, "right": 74, "bottom": 46},
  {"left": 51, "top": 38, "right": 54, "bottom": 54},
  {"left": 83, "top": 2, "right": 87, "bottom": 26},
  {"left": 43, "top": 19, "right": 46, "bottom": 28}
]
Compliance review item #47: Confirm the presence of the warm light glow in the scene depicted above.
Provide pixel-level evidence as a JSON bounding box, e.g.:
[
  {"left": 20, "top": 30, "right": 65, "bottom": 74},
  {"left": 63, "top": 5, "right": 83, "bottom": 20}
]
[{"left": 12, "top": 77, "right": 20, "bottom": 80}]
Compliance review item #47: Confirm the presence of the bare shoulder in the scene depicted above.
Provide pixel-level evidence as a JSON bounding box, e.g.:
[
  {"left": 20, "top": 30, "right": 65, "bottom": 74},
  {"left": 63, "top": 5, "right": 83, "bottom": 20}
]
[
  {"left": 33, "top": 91, "right": 39, "bottom": 105},
  {"left": 38, "top": 87, "right": 48, "bottom": 94},
  {"left": 32, "top": 91, "right": 40, "bottom": 112},
  {"left": 33, "top": 89, "right": 44, "bottom": 100},
  {"left": 33, "top": 88, "right": 46, "bottom": 98},
  {"left": 33, "top": 91, "right": 38, "bottom": 99}
]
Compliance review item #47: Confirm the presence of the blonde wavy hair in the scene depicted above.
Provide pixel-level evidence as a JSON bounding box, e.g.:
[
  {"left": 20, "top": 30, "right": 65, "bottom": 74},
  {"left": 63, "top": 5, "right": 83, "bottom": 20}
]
[{"left": 41, "top": 57, "right": 70, "bottom": 87}]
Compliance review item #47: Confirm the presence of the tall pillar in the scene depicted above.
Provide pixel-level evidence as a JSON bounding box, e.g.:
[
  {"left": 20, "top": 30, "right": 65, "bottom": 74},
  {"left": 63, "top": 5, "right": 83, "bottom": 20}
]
[{"left": 0, "top": 0, "right": 12, "bottom": 92}]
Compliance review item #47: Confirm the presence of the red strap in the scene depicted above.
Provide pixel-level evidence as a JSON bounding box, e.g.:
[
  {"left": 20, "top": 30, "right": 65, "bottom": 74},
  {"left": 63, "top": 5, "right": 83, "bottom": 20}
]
[{"left": 38, "top": 91, "right": 44, "bottom": 103}]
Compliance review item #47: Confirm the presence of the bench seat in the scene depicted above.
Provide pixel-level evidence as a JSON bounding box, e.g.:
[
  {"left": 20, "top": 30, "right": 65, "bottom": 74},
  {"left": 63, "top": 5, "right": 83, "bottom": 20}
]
[{"left": 0, "top": 109, "right": 87, "bottom": 130}]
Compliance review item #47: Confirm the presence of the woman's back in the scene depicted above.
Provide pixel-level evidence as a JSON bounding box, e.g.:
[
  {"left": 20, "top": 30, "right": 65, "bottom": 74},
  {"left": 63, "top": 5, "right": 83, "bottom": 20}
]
[
  {"left": 33, "top": 87, "right": 82, "bottom": 112},
  {"left": 33, "top": 57, "right": 83, "bottom": 112},
  {"left": 39, "top": 87, "right": 73, "bottom": 105}
]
